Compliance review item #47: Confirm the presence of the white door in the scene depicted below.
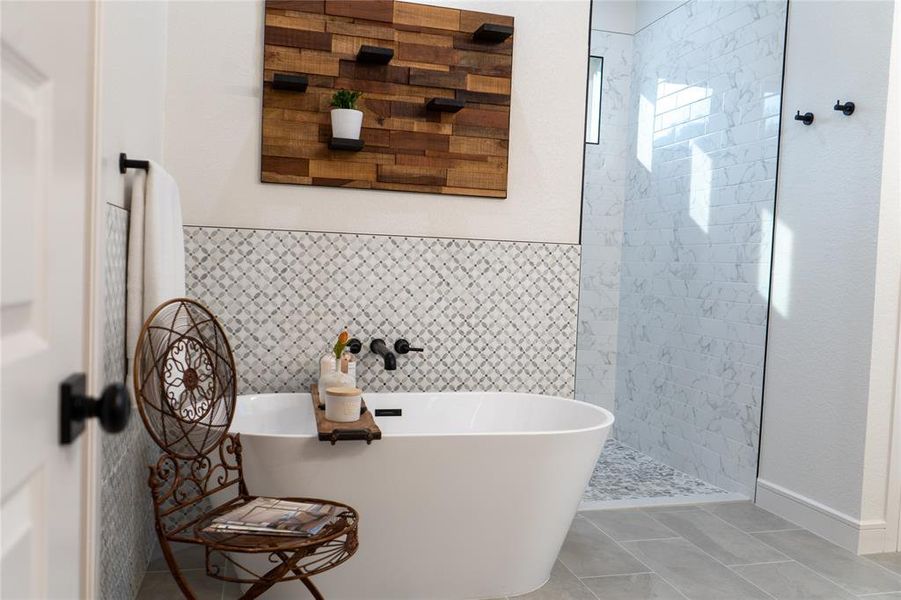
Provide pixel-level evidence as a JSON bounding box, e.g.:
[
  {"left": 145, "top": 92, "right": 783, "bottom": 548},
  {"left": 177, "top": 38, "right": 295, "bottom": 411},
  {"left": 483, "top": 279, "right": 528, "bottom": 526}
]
[{"left": 1, "top": 1, "right": 97, "bottom": 597}]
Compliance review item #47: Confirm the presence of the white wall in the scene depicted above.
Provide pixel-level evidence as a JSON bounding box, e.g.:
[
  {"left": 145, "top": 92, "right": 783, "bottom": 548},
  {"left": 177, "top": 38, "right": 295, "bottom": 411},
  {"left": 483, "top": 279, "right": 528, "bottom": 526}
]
[
  {"left": 757, "top": 0, "right": 898, "bottom": 554},
  {"left": 635, "top": 0, "right": 684, "bottom": 31},
  {"left": 591, "top": 0, "right": 636, "bottom": 34},
  {"left": 163, "top": 0, "right": 589, "bottom": 243},
  {"left": 592, "top": 0, "right": 685, "bottom": 35},
  {"left": 98, "top": 1, "right": 168, "bottom": 209},
  {"left": 876, "top": 0, "right": 901, "bottom": 552}
]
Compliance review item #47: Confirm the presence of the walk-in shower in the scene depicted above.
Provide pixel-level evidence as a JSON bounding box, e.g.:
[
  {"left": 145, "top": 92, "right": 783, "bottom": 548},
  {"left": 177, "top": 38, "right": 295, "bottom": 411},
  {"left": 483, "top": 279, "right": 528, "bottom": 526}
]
[{"left": 577, "top": 0, "right": 788, "bottom": 505}]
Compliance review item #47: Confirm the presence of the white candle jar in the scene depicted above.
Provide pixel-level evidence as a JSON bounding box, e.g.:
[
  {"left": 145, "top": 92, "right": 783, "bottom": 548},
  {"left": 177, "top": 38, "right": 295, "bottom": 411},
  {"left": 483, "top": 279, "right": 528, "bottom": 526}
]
[{"left": 325, "top": 387, "right": 363, "bottom": 423}]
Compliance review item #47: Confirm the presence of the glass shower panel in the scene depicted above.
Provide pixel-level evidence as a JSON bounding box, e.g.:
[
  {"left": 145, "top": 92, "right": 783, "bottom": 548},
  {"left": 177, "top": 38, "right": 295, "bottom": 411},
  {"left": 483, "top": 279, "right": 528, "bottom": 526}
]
[{"left": 578, "top": 0, "right": 787, "bottom": 501}]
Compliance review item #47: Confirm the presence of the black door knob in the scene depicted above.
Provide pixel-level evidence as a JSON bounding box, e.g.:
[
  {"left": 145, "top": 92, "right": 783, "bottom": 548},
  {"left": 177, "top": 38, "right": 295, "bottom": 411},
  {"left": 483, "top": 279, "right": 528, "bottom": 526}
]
[
  {"left": 394, "top": 339, "right": 423, "bottom": 354},
  {"left": 60, "top": 373, "right": 131, "bottom": 444}
]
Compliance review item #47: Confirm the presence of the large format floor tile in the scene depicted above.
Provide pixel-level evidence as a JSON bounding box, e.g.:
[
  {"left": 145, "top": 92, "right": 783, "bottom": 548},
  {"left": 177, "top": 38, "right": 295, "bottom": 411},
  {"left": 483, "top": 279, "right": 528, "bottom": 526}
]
[
  {"left": 868, "top": 552, "right": 901, "bottom": 576},
  {"left": 510, "top": 561, "right": 596, "bottom": 600},
  {"left": 753, "top": 529, "right": 901, "bottom": 595},
  {"left": 651, "top": 508, "right": 788, "bottom": 566},
  {"left": 136, "top": 570, "right": 223, "bottom": 600},
  {"left": 146, "top": 542, "right": 207, "bottom": 572},
  {"left": 582, "top": 508, "right": 678, "bottom": 542},
  {"left": 581, "top": 573, "right": 686, "bottom": 600},
  {"left": 732, "top": 560, "right": 855, "bottom": 599},
  {"left": 621, "top": 538, "right": 770, "bottom": 600},
  {"left": 701, "top": 501, "right": 799, "bottom": 533},
  {"left": 136, "top": 501, "right": 901, "bottom": 600},
  {"left": 221, "top": 580, "right": 243, "bottom": 599},
  {"left": 558, "top": 517, "right": 650, "bottom": 578}
]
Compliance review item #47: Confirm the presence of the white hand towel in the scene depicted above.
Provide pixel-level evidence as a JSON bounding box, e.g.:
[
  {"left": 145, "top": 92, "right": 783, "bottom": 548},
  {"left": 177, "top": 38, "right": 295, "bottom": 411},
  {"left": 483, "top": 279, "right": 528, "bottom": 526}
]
[{"left": 126, "top": 161, "right": 186, "bottom": 365}]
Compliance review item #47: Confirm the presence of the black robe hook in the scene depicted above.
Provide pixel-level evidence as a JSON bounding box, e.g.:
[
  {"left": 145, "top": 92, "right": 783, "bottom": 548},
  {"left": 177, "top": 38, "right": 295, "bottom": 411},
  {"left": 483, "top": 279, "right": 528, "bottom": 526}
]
[
  {"left": 794, "top": 110, "right": 814, "bottom": 126},
  {"left": 834, "top": 100, "right": 855, "bottom": 116}
]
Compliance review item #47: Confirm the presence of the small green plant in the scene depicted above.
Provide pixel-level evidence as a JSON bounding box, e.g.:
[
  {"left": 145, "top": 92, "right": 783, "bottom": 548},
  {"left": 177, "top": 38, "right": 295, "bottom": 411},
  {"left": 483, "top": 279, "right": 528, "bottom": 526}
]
[{"left": 330, "top": 89, "right": 362, "bottom": 110}]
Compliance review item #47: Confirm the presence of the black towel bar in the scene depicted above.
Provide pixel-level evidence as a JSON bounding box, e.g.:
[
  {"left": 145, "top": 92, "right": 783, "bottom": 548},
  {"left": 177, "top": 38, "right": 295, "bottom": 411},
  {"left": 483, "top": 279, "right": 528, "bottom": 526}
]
[{"left": 119, "top": 153, "right": 150, "bottom": 174}]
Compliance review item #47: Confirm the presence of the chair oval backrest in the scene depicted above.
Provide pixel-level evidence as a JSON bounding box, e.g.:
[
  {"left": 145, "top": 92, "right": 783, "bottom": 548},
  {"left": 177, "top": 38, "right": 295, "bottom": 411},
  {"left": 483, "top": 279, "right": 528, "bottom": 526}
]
[{"left": 134, "top": 298, "right": 237, "bottom": 459}]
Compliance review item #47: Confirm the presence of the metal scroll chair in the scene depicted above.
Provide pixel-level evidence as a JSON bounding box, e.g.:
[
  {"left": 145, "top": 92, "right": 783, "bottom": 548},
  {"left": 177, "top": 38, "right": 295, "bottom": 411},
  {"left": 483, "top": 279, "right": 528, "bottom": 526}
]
[{"left": 133, "top": 298, "right": 358, "bottom": 599}]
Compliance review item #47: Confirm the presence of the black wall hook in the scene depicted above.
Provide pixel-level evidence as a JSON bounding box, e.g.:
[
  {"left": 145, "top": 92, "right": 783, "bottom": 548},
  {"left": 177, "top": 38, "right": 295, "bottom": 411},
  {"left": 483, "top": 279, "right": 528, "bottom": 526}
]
[
  {"left": 794, "top": 110, "right": 814, "bottom": 126},
  {"left": 834, "top": 100, "right": 855, "bottom": 116}
]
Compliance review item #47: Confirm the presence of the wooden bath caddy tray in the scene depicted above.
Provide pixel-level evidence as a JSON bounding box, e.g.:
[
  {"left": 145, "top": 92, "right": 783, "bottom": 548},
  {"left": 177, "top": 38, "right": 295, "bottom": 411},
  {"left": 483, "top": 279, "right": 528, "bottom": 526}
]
[{"left": 311, "top": 384, "right": 382, "bottom": 445}]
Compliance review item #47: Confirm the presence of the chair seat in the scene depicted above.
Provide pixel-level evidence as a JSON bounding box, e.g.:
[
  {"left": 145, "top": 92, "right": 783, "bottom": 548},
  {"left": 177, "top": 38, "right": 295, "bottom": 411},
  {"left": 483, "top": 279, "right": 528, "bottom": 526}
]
[{"left": 194, "top": 495, "right": 359, "bottom": 555}]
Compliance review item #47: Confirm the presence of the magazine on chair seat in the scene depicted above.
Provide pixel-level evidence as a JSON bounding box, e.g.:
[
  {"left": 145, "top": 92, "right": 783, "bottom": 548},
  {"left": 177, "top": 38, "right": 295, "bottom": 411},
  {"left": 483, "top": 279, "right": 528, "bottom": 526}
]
[{"left": 203, "top": 498, "right": 340, "bottom": 537}]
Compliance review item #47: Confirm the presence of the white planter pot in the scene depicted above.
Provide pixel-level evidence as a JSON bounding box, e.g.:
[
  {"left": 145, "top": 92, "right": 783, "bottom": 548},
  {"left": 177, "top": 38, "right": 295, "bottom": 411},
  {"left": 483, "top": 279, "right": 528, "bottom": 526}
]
[{"left": 330, "top": 108, "right": 363, "bottom": 139}]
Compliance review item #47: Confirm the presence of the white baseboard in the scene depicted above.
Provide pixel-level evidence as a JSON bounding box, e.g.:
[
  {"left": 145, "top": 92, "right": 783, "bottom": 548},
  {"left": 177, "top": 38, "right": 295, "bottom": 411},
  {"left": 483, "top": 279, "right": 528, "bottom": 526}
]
[{"left": 756, "top": 478, "right": 887, "bottom": 554}]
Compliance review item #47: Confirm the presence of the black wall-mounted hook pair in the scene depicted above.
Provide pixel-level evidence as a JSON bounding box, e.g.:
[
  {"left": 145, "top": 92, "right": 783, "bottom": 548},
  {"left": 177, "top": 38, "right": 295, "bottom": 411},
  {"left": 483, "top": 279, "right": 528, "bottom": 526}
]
[
  {"left": 794, "top": 111, "right": 814, "bottom": 126},
  {"left": 796, "top": 100, "right": 856, "bottom": 127},
  {"left": 834, "top": 100, "right": 855, "bottom": 116}
]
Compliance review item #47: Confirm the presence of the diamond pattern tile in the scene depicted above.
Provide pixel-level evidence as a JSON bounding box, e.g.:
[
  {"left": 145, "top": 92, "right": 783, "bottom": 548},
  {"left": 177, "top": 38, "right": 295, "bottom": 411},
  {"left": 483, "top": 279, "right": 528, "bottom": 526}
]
[
  {"left": 184, "top": 227, "right": 581, "bottom": 396},
  {"left": 100, "top": 205, "right": 157, "bottom": 600},
  {"left": 103, "top": 205, "right": 128, "bottom": 390}
]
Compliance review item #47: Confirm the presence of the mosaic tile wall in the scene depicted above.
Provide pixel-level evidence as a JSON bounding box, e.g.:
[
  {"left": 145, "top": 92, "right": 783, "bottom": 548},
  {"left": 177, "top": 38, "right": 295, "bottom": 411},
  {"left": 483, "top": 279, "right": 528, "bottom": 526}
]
[
  {"left": 614, "top": 0, "right": 785, "bottom": 497},
  {"left": 184, "top": 227, "right": 581, "bottom": 397},
  {"left": 99, "top": 204, "right": 156, "bottom": 600},
  {"left": 576, "top": 29, "right": 633, "bottom": 413}
]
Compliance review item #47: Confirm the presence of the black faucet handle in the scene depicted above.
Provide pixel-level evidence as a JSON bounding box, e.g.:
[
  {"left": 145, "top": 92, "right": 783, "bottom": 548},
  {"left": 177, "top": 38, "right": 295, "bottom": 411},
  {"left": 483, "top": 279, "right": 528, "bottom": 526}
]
[
  {"left": 347, "top": 338, "right": 363, "bottom": 354},
  {"left": 394, "top": 339, "right": 423, "bottom": 354}
]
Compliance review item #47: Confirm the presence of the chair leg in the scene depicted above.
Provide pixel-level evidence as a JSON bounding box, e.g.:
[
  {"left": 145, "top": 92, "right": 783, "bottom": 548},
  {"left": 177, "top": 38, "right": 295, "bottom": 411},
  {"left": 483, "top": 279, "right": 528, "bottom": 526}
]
[
  {"left": 301, "top": 577, "right": 325, "bottom": 600},
  {"left": 274, "top": 550, "right": 324, "bottom": 600},
  {"left": 154, "top": 528, "right": 197, "bottom": 600},
  {"left": 239, "top": 550, "right": 306, "bottom": 599}
]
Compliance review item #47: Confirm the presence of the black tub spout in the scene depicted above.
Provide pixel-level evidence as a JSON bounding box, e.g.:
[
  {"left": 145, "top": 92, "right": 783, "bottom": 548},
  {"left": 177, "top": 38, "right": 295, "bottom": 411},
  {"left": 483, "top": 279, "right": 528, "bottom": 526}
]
[{"left": 369, "top": 339, "right": 397, "bottom": 371}]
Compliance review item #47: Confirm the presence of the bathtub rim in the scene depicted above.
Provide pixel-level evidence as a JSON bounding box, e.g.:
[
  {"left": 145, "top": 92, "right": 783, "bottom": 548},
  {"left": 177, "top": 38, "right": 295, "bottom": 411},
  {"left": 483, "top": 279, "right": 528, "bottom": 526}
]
[{"left": 233, "top": 391, "right": 615, "bottom": 440}]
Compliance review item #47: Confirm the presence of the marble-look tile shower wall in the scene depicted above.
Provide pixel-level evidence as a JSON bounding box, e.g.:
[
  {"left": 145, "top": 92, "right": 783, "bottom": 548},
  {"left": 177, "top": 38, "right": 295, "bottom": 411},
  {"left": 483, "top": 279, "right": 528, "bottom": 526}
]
[
  {"left": 576, "top": 30, "right": 632, "bottom": 412},
  {"left": 614, "top": 0, "right": 785, "bottom": 496}
]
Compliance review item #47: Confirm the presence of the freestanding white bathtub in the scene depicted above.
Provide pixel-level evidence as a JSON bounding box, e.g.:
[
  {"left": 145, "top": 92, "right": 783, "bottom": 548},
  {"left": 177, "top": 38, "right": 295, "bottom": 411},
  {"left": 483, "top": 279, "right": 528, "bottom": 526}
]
[{"left": 230, "top": 392, "right": 613, "bottom": 599}]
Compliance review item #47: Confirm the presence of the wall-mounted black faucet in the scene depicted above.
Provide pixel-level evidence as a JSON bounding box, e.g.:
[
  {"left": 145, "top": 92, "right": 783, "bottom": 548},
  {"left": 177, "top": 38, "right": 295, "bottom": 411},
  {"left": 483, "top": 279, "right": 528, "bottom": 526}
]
[{"left": 369, "top": 339, "right": 397, "bottom": 371}]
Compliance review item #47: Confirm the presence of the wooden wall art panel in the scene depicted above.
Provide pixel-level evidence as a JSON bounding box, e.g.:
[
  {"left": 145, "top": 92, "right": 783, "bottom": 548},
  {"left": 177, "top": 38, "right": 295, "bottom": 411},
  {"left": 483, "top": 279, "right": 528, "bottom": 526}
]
[{"left": 260, "top": 0, "right": 514, "bottom": 198}]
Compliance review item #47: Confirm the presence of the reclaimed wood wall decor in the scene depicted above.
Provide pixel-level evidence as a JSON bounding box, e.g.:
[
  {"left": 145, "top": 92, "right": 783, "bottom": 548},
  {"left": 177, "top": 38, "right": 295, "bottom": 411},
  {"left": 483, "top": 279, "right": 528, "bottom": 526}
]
[{"left": 261, "top": 0, "right": 514, "bottom": 198}]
